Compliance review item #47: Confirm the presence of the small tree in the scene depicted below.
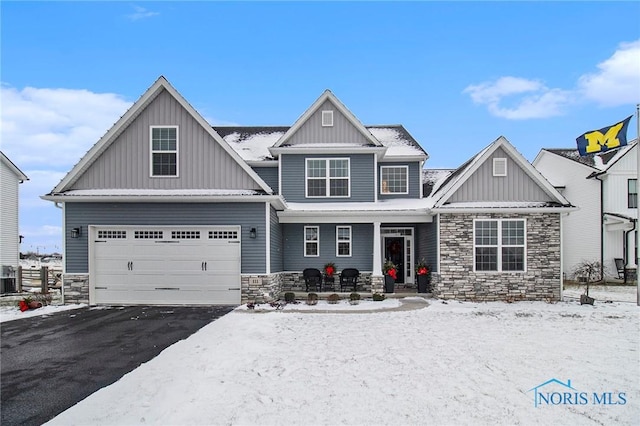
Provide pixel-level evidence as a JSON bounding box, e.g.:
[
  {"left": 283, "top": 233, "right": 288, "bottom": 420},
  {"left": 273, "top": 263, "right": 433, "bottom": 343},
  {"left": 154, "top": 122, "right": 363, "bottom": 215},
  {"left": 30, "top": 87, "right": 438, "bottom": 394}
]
[{"left": 572, "top": 259, "right": 602, "bottom": 298}]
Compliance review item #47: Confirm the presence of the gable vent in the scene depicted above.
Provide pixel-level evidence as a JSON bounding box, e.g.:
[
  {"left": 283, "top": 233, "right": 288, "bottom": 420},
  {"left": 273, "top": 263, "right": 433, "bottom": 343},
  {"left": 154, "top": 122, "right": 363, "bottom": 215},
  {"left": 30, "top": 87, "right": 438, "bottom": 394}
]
[
  {"left": 322, "top": 110, "right": 334, "bottom": 127},
  {"left": 493, "top": 158, "right": 507, "bottom": 177}
]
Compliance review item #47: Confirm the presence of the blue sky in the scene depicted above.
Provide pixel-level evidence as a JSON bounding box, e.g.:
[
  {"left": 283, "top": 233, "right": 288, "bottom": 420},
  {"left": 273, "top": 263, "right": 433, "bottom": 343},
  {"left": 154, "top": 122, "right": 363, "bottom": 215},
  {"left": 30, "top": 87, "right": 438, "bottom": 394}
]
[{"left": 1, "top": 1, "right": 639, "bottom": 254}]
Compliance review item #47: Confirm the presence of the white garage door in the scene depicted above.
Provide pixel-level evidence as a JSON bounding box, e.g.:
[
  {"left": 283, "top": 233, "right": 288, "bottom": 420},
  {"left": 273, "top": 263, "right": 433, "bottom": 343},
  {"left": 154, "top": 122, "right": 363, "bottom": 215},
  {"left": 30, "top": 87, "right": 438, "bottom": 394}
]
[{"left": 90, "top": 226, "right": 241, "bottom": 305}]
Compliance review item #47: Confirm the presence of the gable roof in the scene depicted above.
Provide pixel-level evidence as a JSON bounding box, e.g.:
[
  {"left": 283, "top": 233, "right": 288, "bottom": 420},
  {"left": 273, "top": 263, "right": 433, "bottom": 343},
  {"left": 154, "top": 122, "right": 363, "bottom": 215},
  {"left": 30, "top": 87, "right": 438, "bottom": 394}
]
[
  {"left": 0, "top": 151, "right": 28, "bottom": 182},
  {"left": 216, "top": 124, "right": 427, "bottom": 162},
  {"left": 538, "top": 139, "right": 638, "bottom": 176},
  {"left": 50, "top": 76, "right": 273, "bottom": 195},
  {"left": 272, "top": 90, "right": 382, "bottom": 148},
  {"left": 430, "top": 136, "right": 572, "bottom": 210}
]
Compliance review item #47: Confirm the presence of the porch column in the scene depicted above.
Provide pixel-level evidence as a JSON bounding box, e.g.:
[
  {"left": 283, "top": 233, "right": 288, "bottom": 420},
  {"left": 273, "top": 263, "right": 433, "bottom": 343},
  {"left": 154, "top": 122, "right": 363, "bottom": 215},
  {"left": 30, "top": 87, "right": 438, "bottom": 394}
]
[{"left": 373, "top": 222, "right": 382, "bottom": 276}]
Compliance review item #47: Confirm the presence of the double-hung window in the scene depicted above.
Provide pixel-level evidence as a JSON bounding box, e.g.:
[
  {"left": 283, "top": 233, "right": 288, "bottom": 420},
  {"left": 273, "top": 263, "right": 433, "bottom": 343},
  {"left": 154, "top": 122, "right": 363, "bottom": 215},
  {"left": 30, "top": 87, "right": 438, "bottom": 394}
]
[
  {"left": 474, "top": 219, "right": 526, "bottom": 271},
  {"left": 304, "top": 226, "right": 319, "bottom": 257},
  {"left": 336, "top": 226, "right": 352, "bottom": 257},
  {"left": 150, "top": 126, "right": 178, "bottom": 177},
  {"left": 380, "top": 166, "right": 408, "bottom": 194},
  {"left": 306, "top": 158, "right": 350, "bottom": 197},
  {"left": 628, "top": 179, "right": 637, "bottom": 208}
]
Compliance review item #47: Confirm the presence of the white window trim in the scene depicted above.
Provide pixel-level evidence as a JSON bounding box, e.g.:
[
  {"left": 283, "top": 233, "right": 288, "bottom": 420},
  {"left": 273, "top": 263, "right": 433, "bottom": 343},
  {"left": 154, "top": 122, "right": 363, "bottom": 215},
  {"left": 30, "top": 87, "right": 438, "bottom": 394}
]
[
  {"left": 305, "top": 158, "right": 351, "bottom": 198},
  {"left": 628, "top": 178, "right": 637, "bottom": 209},
  {"left": 493, "top": 158, "right": 507, "bottom": 177},
  {"left": 380, "top": 165, "right": 409, "bottom": 195},
  {"left": 336, "top": 226, "right": 352, "bottom": 257},
  {"left": 473, "top": 218, "right": 527, "bottom": 272},
  {"left": 322, "top": 110, "right": 334, "bottom": 127},
  {"left": 304, "top": 226, "right": 319, "bottom": 257},
  {"left": 150, "top": 125, "right": 179, "bottom": 178}
]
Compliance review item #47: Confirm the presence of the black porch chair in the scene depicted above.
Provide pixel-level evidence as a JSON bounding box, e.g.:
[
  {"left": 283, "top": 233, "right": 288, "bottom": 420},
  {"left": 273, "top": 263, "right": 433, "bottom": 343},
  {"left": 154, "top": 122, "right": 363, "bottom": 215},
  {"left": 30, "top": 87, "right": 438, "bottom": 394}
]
[
  {"left": 303, "top": 268, "right": 323, "bottom": 292},
  {"left": 614, "top": 258, "right": 635, "bottom": 283},
  {"left": 339, "top": 268, "right": 360, "bottom": 292}
]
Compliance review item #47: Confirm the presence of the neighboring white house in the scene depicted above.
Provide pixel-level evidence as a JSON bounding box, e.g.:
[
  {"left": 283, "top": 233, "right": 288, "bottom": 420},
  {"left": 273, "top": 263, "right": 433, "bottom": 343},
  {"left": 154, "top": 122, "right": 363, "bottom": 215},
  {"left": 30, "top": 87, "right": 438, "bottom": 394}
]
[
  {"left": 534, "top": 140, "right": 638, "bottom": 280},
  {"left": 0, "top": 151, "right": 28, "bottom": 292}
]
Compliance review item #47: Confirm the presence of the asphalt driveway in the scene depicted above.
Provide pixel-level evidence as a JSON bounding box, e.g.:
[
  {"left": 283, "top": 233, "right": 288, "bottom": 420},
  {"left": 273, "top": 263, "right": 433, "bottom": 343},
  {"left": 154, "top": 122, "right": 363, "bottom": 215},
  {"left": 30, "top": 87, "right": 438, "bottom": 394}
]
[{"left": 1, "top": 305, "right": 235, "bottom": 426}]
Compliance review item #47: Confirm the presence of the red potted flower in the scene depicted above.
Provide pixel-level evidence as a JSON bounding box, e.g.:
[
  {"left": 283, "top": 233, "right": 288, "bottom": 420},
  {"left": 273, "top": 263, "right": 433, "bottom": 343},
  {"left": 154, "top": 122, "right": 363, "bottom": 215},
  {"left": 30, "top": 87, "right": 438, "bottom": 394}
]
[
  {"left": 416, "top": 258, "right": 431, "bottom": 293},
  {"left": 324, "top": 262, "right": 336, "bottom": 277},
  {"left": 383, "top": 260, "right": 397, "bottom": 293}
]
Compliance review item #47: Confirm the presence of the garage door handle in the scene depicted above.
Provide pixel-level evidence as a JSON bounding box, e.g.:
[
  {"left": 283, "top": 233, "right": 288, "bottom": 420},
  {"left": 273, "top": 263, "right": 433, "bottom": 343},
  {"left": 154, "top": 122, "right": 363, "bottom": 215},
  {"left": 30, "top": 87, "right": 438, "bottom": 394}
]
[
  {"left": 228, "top": 287, "right": 240, "bottom": 291},
  {"left": 155, "top": 287, "right": 180, "bottom": 291}
]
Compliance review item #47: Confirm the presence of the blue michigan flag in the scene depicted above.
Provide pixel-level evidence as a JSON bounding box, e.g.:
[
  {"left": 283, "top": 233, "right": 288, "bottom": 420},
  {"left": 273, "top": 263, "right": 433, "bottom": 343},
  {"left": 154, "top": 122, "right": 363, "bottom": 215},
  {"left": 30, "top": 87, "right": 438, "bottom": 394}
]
[{"left": 576, "top": 115, "right": 633, "bottom": 156}]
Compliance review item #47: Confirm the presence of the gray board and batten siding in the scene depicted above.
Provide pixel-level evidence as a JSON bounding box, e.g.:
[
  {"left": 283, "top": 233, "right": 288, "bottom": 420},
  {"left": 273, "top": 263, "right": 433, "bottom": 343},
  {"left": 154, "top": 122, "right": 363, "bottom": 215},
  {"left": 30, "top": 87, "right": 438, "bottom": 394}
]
[
  {"left": 281, "top": 223, "right": 373, "bottom": 272},
  {"left": 280, "top": 154, "right": 376, "bottom": 202},
  {"left": 69, "top": 89, "right": 262, "bottom": 191},
  {"left": 450, "top": 147, "right": 553, "bottom": 203},
  {"left": 65, "top": 202, "right": 267, "bottom": 274},
  {"left": 378, "top": 161, "right": 422, "bottom": 199},
  {"left": 286, "top": 100, "right": 374, "bottom": 146}
]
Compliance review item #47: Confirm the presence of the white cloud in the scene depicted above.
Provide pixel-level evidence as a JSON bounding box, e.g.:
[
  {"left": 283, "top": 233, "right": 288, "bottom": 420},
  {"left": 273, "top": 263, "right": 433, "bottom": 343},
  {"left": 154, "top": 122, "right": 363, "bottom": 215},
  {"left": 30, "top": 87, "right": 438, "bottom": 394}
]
[
  {"left": 578, "top": 40, "right": 640, "bottom": 107},
  {"left": 463, "top": 77, "right": 572, "bottom": 119},
  {"left": 0, "top": 85, "right": 132, "bottom": 169},
  {"left": 464, "top": 39, "right": 640, "bottom": 119},
  {"left": 126, "top": 5, "right": 160, "bottom": 21}
]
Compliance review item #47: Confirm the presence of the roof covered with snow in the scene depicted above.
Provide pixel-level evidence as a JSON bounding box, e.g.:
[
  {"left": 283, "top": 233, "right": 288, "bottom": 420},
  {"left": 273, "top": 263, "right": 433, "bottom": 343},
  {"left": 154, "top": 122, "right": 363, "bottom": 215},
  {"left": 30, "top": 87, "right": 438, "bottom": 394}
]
[
  {"left": 422, "top": 169, "right": 455, "bottom": 196},
  {"left": 542, "top": 139, "right": 637, "bottom": 172},
  {"left": 214, "top": 125, "right": 427, "bottom": 162}
]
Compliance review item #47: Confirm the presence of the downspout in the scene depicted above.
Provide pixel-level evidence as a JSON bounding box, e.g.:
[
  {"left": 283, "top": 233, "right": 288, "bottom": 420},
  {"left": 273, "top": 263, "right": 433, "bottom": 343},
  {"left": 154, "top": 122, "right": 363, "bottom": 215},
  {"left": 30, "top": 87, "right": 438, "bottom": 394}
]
[
  {"left": 624, "top": 219, "right": 636, "bottom": 268},
  {"left": 54, "top": 201, "right": 64, "bottom": 304},
  {"left": 594, "top": 175, "right": 604, "bottom": 280}
]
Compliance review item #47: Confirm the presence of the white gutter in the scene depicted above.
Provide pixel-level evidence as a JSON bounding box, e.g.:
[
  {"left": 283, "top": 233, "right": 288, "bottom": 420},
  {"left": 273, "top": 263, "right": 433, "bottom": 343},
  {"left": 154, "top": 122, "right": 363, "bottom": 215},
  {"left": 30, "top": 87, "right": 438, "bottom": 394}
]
[
  {"left": 433, "top": 206, "right": 579, "bottom": 214},
  {"left": 41, "top": 194, "right": 288, "bottom": 210}
]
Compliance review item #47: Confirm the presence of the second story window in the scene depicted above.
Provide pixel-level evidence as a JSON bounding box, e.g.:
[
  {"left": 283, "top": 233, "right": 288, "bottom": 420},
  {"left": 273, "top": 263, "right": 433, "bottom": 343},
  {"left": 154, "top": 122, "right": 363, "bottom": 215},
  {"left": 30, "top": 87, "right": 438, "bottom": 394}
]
[
  {"left": 381, "top": 166, "right": 408, "bottom": 194},
  {"left": 306, "top": 158, "right": 350, "bottom": 198},
  {"left": 150, "top": 126, "right": 178, "bottom": 177},
  {"left": 629, "top": 179, "right": 637, "bottom": 208}
]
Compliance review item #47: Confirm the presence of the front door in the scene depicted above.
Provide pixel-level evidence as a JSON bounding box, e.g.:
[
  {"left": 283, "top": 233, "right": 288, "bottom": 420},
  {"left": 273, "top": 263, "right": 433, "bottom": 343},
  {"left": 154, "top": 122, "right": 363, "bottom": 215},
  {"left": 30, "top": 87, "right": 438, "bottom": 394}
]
[{"left": 385, "top": 237, "right": 405, "bottom": 283}]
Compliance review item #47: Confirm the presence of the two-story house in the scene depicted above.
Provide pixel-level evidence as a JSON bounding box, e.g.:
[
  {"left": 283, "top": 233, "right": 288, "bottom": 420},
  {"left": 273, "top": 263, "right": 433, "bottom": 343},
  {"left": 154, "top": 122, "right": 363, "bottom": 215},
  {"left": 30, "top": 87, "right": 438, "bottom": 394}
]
[
  {"left": 1, "top": 151, "right": 28, "bottom": 293},
  {"left": 534, "top": 142, "right": 638, "bottom": 280},
  {"left": 43, "top": 77, "right": 573, "bottom": 305}
]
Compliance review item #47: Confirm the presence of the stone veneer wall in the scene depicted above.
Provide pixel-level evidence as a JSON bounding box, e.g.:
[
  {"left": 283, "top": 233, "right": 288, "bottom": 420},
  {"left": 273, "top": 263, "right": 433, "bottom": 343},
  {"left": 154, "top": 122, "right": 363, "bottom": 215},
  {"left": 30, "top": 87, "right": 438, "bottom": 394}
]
[
  {"left": 242, "top": 273, "right": 283, "bottom": 304},
  {"left": 438, "top": 212, "right": 561, "bottom": 302},
  {"left": 62, "top": 274, "right": 90, "bottom": 304},
  {"left": 279, "top": 272, "right": 373, "bottom": 293},
  {"left": 62, "top": 271, "right": 384, "bottom": 306}
]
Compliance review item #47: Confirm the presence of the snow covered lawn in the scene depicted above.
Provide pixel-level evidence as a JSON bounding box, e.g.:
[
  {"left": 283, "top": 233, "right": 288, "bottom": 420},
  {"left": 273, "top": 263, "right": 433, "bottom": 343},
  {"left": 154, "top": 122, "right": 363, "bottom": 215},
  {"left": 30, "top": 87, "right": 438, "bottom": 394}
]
[
  {"left": 46, "top": 298, "right": 639, "bottom": 425},
  {"left": 0, "top": 303, "right": 86, "bottom": 322}
]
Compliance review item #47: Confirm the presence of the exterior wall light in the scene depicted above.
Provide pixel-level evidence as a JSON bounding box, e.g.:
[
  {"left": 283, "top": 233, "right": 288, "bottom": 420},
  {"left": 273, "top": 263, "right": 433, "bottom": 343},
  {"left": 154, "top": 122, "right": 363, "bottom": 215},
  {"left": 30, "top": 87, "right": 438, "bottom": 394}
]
[
  {"left": 249, "top": 227, "right": 257, "bottom": 239},
  {"left": 71, "top": 227, "right": 81, "bottom": 238}
]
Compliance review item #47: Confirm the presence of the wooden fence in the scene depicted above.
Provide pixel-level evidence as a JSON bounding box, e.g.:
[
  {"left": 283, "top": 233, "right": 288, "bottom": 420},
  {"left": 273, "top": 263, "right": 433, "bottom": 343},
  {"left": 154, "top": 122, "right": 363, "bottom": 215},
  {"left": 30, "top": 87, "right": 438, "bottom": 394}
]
[{"left": 18, "top": 266, "right": 63, "bottom": 292}]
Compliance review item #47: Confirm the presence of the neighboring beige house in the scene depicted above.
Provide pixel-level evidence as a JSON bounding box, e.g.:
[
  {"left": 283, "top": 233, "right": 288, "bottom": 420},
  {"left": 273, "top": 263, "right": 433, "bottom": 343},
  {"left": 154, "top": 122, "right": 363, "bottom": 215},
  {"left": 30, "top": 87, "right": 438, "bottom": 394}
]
[
  {"left": 534, "top": 140, "right": 638, "bottom": 280},
  {"left": 1, "top": 151, "right": 28, "bottom": 292}
]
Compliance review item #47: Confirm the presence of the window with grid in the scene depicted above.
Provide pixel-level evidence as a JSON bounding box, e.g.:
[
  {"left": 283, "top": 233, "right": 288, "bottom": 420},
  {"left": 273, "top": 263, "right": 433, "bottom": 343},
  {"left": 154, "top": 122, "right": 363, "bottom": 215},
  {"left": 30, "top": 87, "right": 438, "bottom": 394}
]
[
  {"left": 380, "top": 166, "right": 408, "bottom": 194},
  {"left": 336, "top": 226, "right": 351, "bottom": 257},
  {"left": 306, "top": 158, "right": 350, "bottom": 197},
  {"left": 304, "top": 226, "right": 319, "bottom": 257},
  {"left": 628, "top": 179, "right": 637, "bottom": 208},
  {"left": 151, "top": 126, "right": 178, "bottom": 176},
  {"left": 474, "top": 219, "right": 525, "bottom": 272}
]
